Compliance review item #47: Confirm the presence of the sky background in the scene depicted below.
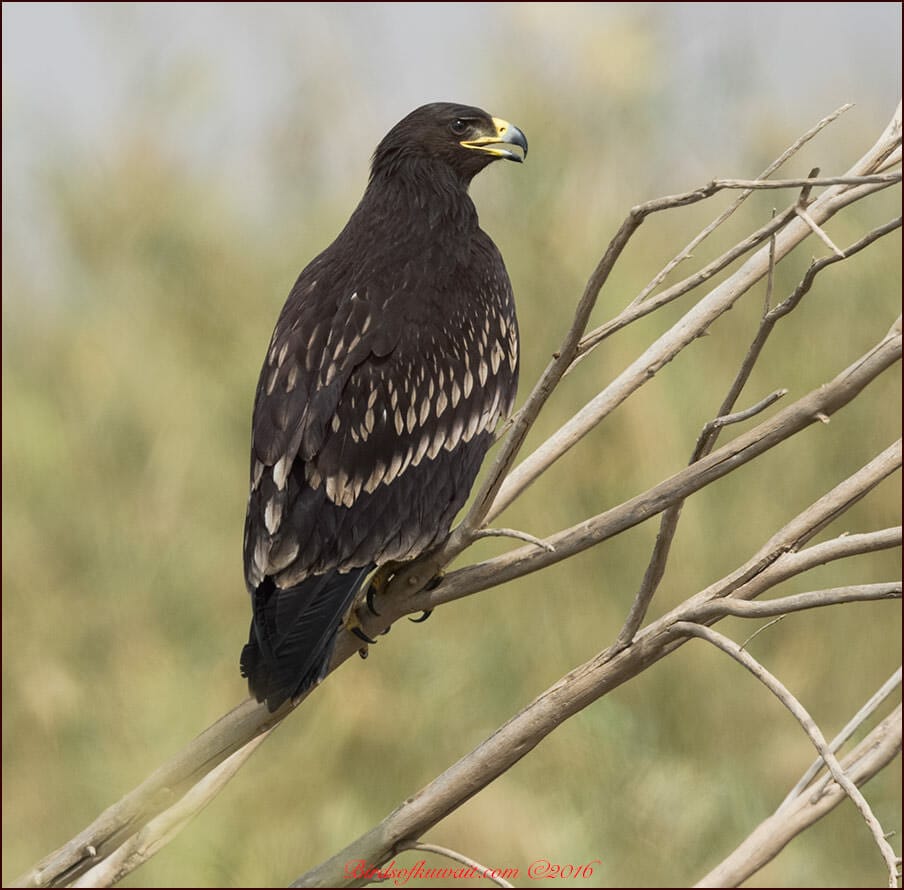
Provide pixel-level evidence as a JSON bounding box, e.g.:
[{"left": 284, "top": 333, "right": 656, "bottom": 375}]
[{"left": 4, "top": 3, "right": 902, "bottom": 235}]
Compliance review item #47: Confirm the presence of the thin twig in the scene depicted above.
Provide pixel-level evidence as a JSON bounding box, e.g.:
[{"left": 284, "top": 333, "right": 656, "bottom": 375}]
[
  {"left": 395, "top": 842, "right": 515, "bottom": 889},
  {"left": 795, "top": 206, "right": 847, "bottom": 257},
  {"left": 472, "top": 527, "right": 555, "bottom": 552},
  {"left": 740, "top": 616, "right": 787, "bottom": 650},
  {"left": 695, "top": 705, "right": 902, "bottom": 888},
  {"left": 780, "top": 667, "right": 903, "bottom": 811},
  {"left": 763, "top": 210, "right": 777, "bottom": 313},
  {"left": 631, "top": 103, "right": 853, "bottom": 306},
  {"left": 704, "top": 389, "right": 789, "bottom": 434},
  {"left": 671, "top": 622, "right": 900, "bottom": 887}
]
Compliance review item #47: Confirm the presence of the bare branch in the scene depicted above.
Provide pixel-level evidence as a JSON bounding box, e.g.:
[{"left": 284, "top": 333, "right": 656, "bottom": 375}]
[
  {"left": 471, "top": 527, "right": 555, "bottom": 552},
  {"left": 781, "top": 667, "right": 903, "bottom": 810},
  {"left": 12, "top": 697, "right": 282, "bottom": 888},
  {"left": 292, "top": 446, "right": 901, "bottom": 888},
  {"left": 795, "top": 205, "right": 847, "bottom": 256},
  {"left": 490, "top": 179, "right": 900, "bottom": 522},
  {"left": 631, "top": 103, "right": 853, "bottom": 306},
  {"left": 739, "top": 616, "right": 787, "bottom": 651},
  {"left": 393, "top": 843, "right": 515, "bottom": 890},
  {"left": 712, "top": 173, "right": 900, "bottom": 189},
  {"left": 13, "top": 104, "right": 900, "bottom": 890},
  {"left": 695, "top": 705, "right": 902, "bottom": 888},
  {"left": 703, "top": 389, "right": 789, "bottom": 433},
  {"left": 690, "top": 583, "right": 902, "bottom": 621},
  {"left": 671, "top": 622, "right": 900, "bottom": 887}
]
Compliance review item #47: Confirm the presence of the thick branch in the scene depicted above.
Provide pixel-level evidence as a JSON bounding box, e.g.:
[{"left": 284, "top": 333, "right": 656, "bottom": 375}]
[{"left": 70, "top": 731, "right": 273, "bottom": 888}]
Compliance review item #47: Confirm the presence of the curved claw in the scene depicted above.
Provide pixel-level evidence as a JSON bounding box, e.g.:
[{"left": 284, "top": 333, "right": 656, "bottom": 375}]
[
  {"left": 351, "top": 626, "right": 377, "bottom": 645},
  {"left": 366, "top": 583, "right": 381, "bottom": 616},
  {"left": 408, "top": 609, "right": 433, "bottom": 624}
]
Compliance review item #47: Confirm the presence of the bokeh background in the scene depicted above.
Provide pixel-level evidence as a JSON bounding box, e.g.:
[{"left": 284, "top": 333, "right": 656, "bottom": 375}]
[{"left": 3, "top": 3, "right": 901, "bottom": 887}]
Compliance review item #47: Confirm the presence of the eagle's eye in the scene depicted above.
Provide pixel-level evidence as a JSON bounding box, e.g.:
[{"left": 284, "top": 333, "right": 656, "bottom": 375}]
[{"left": 450, "top": 119, "right": 469, "bottom": 136}]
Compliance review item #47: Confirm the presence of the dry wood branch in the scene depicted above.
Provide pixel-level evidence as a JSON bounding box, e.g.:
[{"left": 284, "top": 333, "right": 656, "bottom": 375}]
[
  {"left": 782, "top": 667, "right": 902, "bottom": 810},
  {"left": 12, "top": 697, "right": 280, "bottom": 888},
  {"left": 392, "top": 843, "right": 515, "bottom": 890},
  {"left": 672, "top": 622, "right": 900, "bottom": 887},
  {"left": 291, "top": 444, "right": 901, "bottom": 887},
  {"left": 612, "top": 191, "right": 785, "bottom": 650},
  {"left": 471, "top": 527, "right": 555, "bottom": 552},
  {"left": 712, "top": 173, "right": 900, "bottom": 189},
  {"left": 695, "top": 705, "right": 902, "bottom": 888},
  {"left": 490, "top": 175, "right": 900, "bottom": 523},
  {"left": 690, "top": 583, "right": 902, "bottom": 621},
  {"left": 795, "top": 205, "right": 847, "bottom": 256}
]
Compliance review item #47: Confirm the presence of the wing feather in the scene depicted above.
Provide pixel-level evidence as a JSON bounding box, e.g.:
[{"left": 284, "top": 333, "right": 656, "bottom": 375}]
[{"left": 244, "top": 235, "right": 519, "bottom": 594}]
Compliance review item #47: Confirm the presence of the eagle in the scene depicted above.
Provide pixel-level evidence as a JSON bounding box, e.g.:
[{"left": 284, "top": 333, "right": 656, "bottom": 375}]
[{"left": 241, "top": 102, "right": 527, "bottom": 711}]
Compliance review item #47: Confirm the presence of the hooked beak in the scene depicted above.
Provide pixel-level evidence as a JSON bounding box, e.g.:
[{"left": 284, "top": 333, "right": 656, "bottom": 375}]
[{"left": 461, "top": 116, "right": 528, "bottom": 163}]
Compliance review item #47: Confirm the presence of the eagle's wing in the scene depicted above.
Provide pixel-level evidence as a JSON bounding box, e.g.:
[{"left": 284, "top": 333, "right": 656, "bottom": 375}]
[{"left": 243, "top": 251, "right": 518, "bottom": 594}]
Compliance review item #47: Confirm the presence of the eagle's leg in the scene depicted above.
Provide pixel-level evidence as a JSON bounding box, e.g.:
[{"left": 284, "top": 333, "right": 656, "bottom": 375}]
[
  {"left": 363, "top": 562, "right": 403, "bottom": 617},
  {"left": 343, "top": 562, "right": 401, "bottom": 658},
  {"left": 347, "top": 564, "right": 442, "bottom": 658}
]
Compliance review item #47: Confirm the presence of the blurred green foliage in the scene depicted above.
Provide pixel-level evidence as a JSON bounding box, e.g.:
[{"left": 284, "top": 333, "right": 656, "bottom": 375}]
[{"left": 3, "top": 6, "right": 901, "bottom": 888}]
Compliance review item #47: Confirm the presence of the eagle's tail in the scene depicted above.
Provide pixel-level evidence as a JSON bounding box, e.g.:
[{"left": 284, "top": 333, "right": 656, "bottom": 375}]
[{"left": 240, "top": 565, "right": 374, "bottom": 712}]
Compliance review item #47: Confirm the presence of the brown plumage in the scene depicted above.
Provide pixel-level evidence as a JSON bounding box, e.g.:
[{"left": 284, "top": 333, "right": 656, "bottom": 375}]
[{"left": 241, "top": 102, "right": 527, "bottom": 710}]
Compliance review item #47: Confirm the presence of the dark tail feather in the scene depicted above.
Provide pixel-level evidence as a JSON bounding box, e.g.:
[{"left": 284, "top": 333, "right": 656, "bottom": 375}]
[{"left": 240, "top": 565, "right": 373, "bottom": 711}]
